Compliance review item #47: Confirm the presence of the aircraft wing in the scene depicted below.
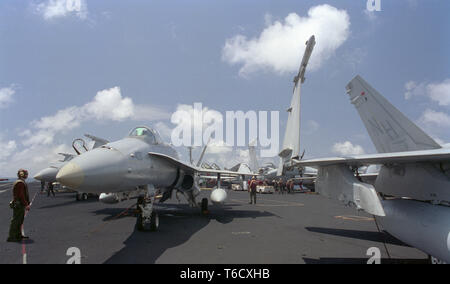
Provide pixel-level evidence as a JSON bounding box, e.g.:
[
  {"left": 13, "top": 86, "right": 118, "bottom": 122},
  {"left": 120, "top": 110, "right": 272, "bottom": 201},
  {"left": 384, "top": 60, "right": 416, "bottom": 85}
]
[
  {"left": 148, "top": 152, "right": 255, "bottom": 177},
  {"left": 291, "top": 148, "right": 450, "bottom": 217},
  {"left": 293, "top": 148, "right": 450, "bottom": 168}
]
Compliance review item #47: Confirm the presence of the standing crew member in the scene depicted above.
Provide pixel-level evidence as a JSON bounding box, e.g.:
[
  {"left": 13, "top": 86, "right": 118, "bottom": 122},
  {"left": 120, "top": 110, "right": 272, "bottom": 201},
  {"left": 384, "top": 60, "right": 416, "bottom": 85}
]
[
  {"left": 7, "top": 169, "right": 30, "bottom": 242},
  {"left": 47, "top": 181, "right": 55, "bottom": 197},
  {"left": 279, "top": 179, "right": 286, "bottom": 195},
  {"left": 249, "top": 176, "right": 258, "bottom": 204},
  {"left": 40, "top": 180, "right": 45, "bottom": 193}
]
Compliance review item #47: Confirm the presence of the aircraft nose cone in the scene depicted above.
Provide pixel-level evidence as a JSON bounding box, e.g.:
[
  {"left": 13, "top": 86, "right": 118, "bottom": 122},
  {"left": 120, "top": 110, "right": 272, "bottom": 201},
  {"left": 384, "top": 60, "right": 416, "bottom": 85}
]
[
  {"left": 56, "top": 148, "right": 126, "bottom": 193},
  {"left": 34, "top": 167, "right": 58, "bottom": 182},
  {"left": 56, "top": 162, "right": 84, "bottom": 189},
  {"left": 34, "top": 172, "right": 43, "bottom": 181}
]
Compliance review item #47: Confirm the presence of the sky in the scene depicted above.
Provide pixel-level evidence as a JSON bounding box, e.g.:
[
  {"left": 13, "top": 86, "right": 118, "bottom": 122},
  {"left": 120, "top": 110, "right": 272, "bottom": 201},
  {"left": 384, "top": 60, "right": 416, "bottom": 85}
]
[{"left": 0, "top": 0, "right": 449, "bottom": 177}]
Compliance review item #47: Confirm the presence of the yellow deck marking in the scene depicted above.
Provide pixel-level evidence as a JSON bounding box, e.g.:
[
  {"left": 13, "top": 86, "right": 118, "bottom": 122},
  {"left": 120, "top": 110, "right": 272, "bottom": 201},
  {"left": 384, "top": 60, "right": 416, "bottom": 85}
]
[
  {"left": 334, "top": 215, "right": 374, "bottom": 221},
  {"left": 231, "top": 199, "right": 304, "bottom": 207}
]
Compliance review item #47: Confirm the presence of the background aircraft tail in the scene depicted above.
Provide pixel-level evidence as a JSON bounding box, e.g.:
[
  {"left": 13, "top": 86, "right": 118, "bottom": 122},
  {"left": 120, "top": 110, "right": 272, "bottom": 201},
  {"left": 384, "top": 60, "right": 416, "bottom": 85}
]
[
  {"left": 277, "top": 82, "right": 302, "bottom": 176},
  {"left": 279, "top": 82, "right": 302, "bottom": 160},
  {"left": 248, "top": 140, "right": 259, "bottom": 173},
  {"left": 346, "top": 75, "right": 441, "bottom": 153}
]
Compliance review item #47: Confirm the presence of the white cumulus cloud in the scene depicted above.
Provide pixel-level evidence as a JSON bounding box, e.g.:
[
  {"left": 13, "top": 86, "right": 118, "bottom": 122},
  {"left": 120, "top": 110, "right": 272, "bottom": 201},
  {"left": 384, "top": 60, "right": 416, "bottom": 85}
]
[
  {"left": 83, "top": 87, "right": 134, "bottom": 121},
  {"left": 222, "top": 5, "right": 350, "bottom": 76},
  {"left": 24, "top": 86, "right": 169, "bottom": 147},
  {"left": 404, "top": 81, "right": 426, "bottom": 100},
  {"left": 420, "top": 109, "right": 450, "bottom": 128},
  {"left": 332, "top": 141, "right": 365, "bottom": 156},
  {"left": 2, "top": 86, "right": 169, "bottom": 176},
  {"left": 35, "top": 0, "right": 88, "bottom": 20},
  {"left": 427, "top": 79, "right": 450, "bottom": 106},
  {"left": 404, "top": 78, "right": 450, "bottom": 106},
  {"left": 0, "top": 86, "right": 15, "bottom": 108},
  {"left": 0, "top": 139, "right": 17, "bottom": 161},
  {"left": 0, "top": 142, "right": 73, "bottom": 177}
]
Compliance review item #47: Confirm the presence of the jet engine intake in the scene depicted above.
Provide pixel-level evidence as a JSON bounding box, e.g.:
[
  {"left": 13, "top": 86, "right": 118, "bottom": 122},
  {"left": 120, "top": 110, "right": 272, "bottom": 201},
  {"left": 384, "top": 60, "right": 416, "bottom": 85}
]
[{"left": 181, "top": 174, "right": 194, "bottom": 190}]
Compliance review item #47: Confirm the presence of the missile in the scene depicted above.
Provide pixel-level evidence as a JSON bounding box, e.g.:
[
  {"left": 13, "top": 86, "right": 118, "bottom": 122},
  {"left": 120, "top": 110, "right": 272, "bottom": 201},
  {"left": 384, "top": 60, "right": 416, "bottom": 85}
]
[{"left": 293, "top": 35, "right": 316, "bottom": 85}]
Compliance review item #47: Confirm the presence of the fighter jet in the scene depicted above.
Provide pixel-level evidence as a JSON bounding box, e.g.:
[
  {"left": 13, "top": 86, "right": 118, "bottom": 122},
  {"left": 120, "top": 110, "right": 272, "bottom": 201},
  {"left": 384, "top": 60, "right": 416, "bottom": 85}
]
[
  {"left": 56, "top": 126, "right": 250, "bottom": 231},
  {"left": 294, "top": 76, "right": 450, "bottom": 263},
  {"left": 34, "top": 153, "right": 75, "bottom": 183},
  {"left": 34, "top": 134, "right": 110, "bottom": 199}
]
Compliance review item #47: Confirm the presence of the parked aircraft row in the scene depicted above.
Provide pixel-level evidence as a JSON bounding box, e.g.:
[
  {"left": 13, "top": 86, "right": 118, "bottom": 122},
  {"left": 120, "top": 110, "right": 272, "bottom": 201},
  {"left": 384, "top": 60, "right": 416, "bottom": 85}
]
[{"left": 32, "top": 34, "right": 449, "bottom": 263}]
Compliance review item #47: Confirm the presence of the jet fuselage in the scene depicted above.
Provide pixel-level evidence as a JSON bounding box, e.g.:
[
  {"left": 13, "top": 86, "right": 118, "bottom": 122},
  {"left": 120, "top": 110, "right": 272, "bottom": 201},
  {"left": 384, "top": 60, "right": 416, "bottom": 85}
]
[{"left": 57, "top": 135, "right": 180, "bottom": 194}]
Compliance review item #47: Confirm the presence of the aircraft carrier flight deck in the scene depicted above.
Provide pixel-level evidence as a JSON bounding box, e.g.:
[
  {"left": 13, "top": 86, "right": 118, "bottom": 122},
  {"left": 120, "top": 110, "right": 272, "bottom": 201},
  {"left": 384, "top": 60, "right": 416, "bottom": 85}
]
[{"left": 0, "top": 182, "right": 427, "bottom": 264}]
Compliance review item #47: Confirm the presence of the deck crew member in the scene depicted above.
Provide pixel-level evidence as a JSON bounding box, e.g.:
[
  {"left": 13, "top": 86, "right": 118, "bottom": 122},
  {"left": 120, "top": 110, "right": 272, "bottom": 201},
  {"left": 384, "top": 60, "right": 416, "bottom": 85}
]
[
  {"left": 7, "top": 169, "right": 30, "bottom": 242},
  {"left": 249, "top": 176, "right": 258, "bottom": 205}
]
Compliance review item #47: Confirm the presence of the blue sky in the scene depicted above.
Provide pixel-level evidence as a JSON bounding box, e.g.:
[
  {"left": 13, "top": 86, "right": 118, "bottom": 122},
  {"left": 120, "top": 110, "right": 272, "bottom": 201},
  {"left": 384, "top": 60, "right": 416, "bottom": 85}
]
[{"left": 1, "top": 0, "right": 449, "bottom": 176}]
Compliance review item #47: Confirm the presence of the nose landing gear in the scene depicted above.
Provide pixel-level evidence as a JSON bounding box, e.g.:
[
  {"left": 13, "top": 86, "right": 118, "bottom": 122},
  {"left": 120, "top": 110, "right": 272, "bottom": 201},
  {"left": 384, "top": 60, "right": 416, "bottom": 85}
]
[{"left": 136, "top": 195, "right": 159, "bottom": 232}]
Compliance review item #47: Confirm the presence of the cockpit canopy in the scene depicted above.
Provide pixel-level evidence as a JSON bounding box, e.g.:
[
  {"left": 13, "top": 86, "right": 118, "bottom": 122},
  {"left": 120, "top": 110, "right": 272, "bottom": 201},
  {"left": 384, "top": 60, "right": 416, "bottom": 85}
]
[{"left": 128, "top": 126, "right": 162, "bottom": 144}]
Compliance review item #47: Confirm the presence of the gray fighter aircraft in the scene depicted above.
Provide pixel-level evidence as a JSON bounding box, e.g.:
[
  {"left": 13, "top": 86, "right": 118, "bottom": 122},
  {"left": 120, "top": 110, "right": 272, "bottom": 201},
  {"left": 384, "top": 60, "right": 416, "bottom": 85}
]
[
  {"left": 295, "top": 76, "right": 450, "bottom": 263},
  {"left": 56, "top": 126, "right": 249, "bottom": 231},
  {"left": 33, "top": 153, "right": 74, "bottom": 183},
  {"left": 33, "top": 134, "right": 110, "bottom": 200}
]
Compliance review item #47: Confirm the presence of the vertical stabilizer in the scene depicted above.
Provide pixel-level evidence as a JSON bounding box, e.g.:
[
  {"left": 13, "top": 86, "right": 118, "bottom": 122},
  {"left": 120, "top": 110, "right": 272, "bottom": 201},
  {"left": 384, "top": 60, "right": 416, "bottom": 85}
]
[
  {"left": 346, "top": 76, "right": 441, "bottom": 153},
  {"left": 279, "top": 82, "right": 302, "bottom": 161},
  {"left": 248, "top": 140, "right": 259, "bottom": 173},
  {"left": 196, "top": 136, "right": 211, "bottom": 167},
  {"left": 277, "top": 35, "right": 315, "bottom": 176}
]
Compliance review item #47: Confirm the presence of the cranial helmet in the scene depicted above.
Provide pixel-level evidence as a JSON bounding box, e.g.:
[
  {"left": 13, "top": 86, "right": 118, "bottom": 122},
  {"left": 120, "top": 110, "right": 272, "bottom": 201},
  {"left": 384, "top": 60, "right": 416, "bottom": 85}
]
[{"left": 18, "top": 169, "right": 29, "bottom": 178}]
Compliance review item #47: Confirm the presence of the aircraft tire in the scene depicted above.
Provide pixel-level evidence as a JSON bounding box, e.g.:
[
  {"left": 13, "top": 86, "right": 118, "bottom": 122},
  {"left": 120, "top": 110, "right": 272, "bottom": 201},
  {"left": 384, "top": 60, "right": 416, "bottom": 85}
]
[
  {"left": 201, "top": 198, "right": 208, "bottom": 214},
  {"left": 136, "top": 211, "right": 159, "bottom": 232},
  {"left": 150, "top": 212, "right": 159, "bottom": 232}
]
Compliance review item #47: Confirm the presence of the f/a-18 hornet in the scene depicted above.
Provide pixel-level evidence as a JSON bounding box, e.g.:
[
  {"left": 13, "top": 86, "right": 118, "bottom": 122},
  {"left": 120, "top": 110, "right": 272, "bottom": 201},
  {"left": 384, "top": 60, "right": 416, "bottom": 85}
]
[{"left": 56, "top": 126, "right": 248, "bottom": 231}]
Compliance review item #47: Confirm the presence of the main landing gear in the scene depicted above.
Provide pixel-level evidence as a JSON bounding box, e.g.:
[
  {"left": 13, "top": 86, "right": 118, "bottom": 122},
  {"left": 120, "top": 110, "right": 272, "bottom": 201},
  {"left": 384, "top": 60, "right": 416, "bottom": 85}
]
[
  {"left": 201, "top": 197, "right": 209, "bottom": 215},
  {"left": 76, "top": 192, "right": 88, "bottom": 201}
]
